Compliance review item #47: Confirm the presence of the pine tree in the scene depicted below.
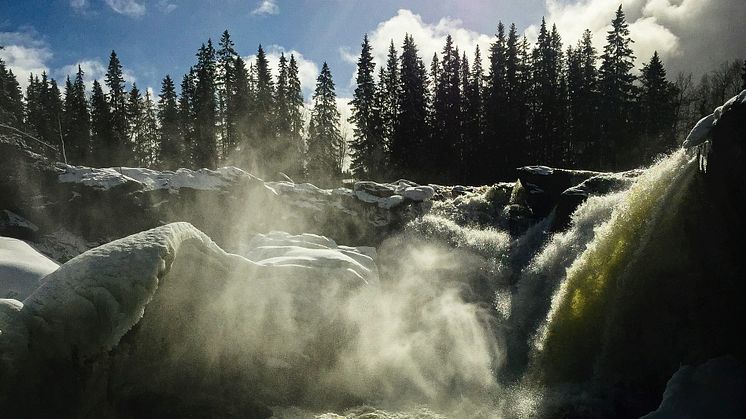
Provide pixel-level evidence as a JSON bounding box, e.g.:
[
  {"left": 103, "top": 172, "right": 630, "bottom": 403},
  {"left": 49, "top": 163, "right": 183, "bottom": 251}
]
[
  {"left": 192, "top": 41, "right": 218, "bottom": 168},
  {"left": 504, "top": 23, "right": 529, "bottom": 172},
  {"left": 227, "top": 55, "right": 252, "bottom": 166},
  {"left": 567, "top": 30, "right": 600, "bottom": 167},
  {"left": 0, "top": 54, "right": 24, "bottom": 128},
  {"left": 638, "top": 51, "right": 677, "bottom": 160},
  {"left": 273, "top": 52, "right": 300, "bottom": 176},
  {"left": 105, "top": 50, "right": 130, "bottom": 165},
  {"left": 392, "top": 34, "right": 429, "bottom": 180},
  {"left": 349, "top": 34, "right": 383, "bottom": 179},
  {"left": 380, "top": 40, "right": 399, "bottom": 168},
  {"left": 529, "top": 20, "right": 566, "bottom": 165},
  {"left": 140, "top": 90, "right": 159, "bottom": 166},
  {"left": 484, "top": 22, "right": 509, "bottom": 172},
  {"left": 253, "top": 44, "right": 276, "bottom": 173},
  {"left": 462, "top": 46, "right": 483, "bottom": 183},
  {"left": 178, "top": 70, "right": 195, "bottom": 168},
  {"left": 47, "top": 77, "right": 64, "bottom": 153},
  {"left": 157, "top": 75, "right": 182, "bottom": 169},
  {"left": 599, "top": 5, "right": 637, "bottom": 169},
  {"left": 432, "top": 35, "right": 462, "bottom": 182},
  {"left": 217, "top": 30, "right": 237, "bottom": 160},
  {"left": 127, "top": 83, "right": 144, "bottom": 165},
  {"left": 62, "top": 66, "right": 90, "bottom": 164},
  {"left": 307, "top": 62, "right": 343, "bottom": 184},
  {"left": 90, "top": 80, "right": 113, "bottom": 166},
  {"left": 286, "top": 55, "right": 306, "bottom": 178}
]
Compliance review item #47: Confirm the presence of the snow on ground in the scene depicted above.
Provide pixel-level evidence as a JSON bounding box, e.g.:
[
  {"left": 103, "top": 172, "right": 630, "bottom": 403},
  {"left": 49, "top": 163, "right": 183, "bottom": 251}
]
[
  {"left": 57, "top": 165, "right": 255, "bottom": 193},
  {"left": 0, "top": 236, "right": 59, "bottom": 300},
  {"left": 240, "top": 231, "right": 378, "bottom": 285}
]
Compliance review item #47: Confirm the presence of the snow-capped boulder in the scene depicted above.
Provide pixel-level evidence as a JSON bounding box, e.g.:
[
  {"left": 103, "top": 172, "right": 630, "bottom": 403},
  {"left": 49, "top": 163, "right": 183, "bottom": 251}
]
[
  {"left": 682, "top": 89, "right": 746, "bottom": 148},
  {"left": 0, "top": 237, "right": 59, "bottom": 300}
]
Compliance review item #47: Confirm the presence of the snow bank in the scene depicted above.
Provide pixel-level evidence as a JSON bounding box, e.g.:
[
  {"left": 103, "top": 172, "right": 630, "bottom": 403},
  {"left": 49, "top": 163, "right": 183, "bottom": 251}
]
[
  {"left": 0, "top": 237, "right": 59, "bottom": 300},
  {"left": 683, "top": 89, "right": 746, "bottom": 148},
  {"left": 57, "top": 165, "right": 254, "bottom": 193}
]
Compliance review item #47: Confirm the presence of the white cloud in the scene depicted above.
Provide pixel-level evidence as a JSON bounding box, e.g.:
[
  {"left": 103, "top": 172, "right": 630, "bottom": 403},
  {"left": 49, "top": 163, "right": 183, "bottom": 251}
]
[
  {"left": 157, "top": 0, "right": 177, "bottom": 14},
  {"left": 532, "top": 0, "right": 746, "bottom": 74},
  {"left": 342, "top": 9, "right": 493, "bottom": 89},
  {"left": 105, "top": 0, "right": 146, "bottom": 17},
  {"left": 244, "top": 45, "right": 319, "bottom": 99},
  {"left": 56, "top": 58, "right": 137, "bottom": 93},
  {"left": 251, "top": 0, "right": 279, "bottom": 16},
  {"left": 0, "top": 28, "right": 52, "bottom": 90},
  {"left": 70, "top": 0, "right": 88, "bottom": 11}
]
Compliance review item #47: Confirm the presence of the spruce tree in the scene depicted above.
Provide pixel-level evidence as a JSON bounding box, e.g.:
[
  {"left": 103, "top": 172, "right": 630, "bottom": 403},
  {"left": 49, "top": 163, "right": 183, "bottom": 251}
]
[
  {"left": 140, "top": 91, "right": 159, "bottom": 167},
  {"left": 127, "top": 83, "right": 144, "bottom": 165},
  {"left": 392, "top": 34, "right": 429, "bottom": 180},
  {"left": 47, "top": 77, "right": 65, "bottom": 153},
  {"left": 567, "top": 30, "right": 600, "bottom": 167},
  {"left": 105, "top": 50, "right": 130, "bottom": 165},
  {"left": 90, "top": 80, "right": 113, "bottom": 166},
  {"left": 462, "top": 46, "right": 483, "bottom": 183},
  {"left": 529, "top": 20, "right": 566, "bottom": 165},
  {"left": 273, "top": 52, "right": 299, "bottom": 176},
  {"left": 349, "top": 34, "right": 383, "bottom": 179},
  {"left": 192, "top": 41, "right": 218, "bottom": 168},
  {"left": 0, "top": 55, "right": 24, "bottom": 128},
  {"left": 638, "top": 51, "right": 677, "bottom": 159},
  {"left": 286, "top": 55, "right": 306, "bottom": 178},
  {"left": 179, "top": 70, "right": 195, "bottom": 168},
  {"left": 484, "top": 22, "right": 509, "bottom": 172},
  {"left": 379, "top": 40, "right": 399, "bottom": 169},
  {"left": 62, "top": 66, "right": 90, "bottom": 164},
  {"left": 307, "top": 62, "right": 343, "bottom": 184},
  {"left": 227, "top": 56, "right": 252, "bottom": 166},
  {"left": 253, "top": 44, "right": 276, "bottom": 172},
  {"left": 158, "top": 75, "right": 182, "bottom": 169},
  {"left": 432, "top": 35, "right": 462, "bottom": 182},
  {"left": 599, "top": 5, "right": 637, "bottom": 169},
  {"left": 217, "top": 30, "right": 237, "bottom": 160},
  {"left": 503, "top": 23, "right": 529, "bottom": 172}
]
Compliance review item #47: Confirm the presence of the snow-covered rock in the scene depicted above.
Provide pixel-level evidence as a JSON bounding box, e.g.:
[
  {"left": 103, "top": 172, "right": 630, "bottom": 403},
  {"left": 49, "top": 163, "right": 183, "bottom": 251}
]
[
  {"left": 0, "top": 237, "right": 58, "bottom": 300},
  {"left": 240, "top": 231, "right": 378, "bottom": 285},
  {"left": 683, "top": 89, "right": 746, "bottom": 148}
]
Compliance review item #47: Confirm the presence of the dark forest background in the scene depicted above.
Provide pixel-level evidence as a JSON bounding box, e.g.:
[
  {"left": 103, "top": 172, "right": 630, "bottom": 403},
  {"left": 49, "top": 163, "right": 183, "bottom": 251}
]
[{"left": 1, "top": 6, "right": 745, "bottom": 185}]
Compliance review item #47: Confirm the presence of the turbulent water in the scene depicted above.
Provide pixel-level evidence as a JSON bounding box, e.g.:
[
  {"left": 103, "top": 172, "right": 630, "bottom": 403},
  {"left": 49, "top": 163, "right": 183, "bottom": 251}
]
[{"left": 0, "top": 149, "right": 708, "bottom": 418}]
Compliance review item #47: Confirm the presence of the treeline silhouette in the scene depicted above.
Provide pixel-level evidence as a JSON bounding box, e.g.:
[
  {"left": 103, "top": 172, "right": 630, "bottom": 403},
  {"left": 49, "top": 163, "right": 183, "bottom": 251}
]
[{"left": 1, "top": 6, "right": 745, "bottom": 186}]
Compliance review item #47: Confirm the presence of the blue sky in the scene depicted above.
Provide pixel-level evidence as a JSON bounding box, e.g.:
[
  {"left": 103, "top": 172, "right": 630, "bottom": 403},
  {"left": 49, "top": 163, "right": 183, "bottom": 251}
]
[{"left": 1, "top": 0, "right": 744, "bottom": 102}]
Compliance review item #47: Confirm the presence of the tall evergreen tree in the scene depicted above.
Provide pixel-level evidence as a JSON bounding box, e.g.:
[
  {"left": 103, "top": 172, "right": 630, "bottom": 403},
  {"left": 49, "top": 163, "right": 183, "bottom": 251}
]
[
  {"left": 503, "top": 23, "right": 530, "bottom": 172},
  {"left": 638, "top": 51, "right": 677, "bottom": 159},
  {"left": 192, "top": 41, "right": 218, "bottom": 168},
  {"left": 157, "top": 75, "right": 182, "bottom": 169},
  {"left": 62, "top": 66, "right": 90, "bottom": 164},
  {"left": 529, "top": 20, "right": 566, "bottom": 165},
  {"left": 90, "top": 80, "right": 113, "bottom": 166},
  {"left": 105, "top": 50, "right": 130, "bottom": 164},
  {"left": 567, "top": 29, "right": 600, "bottom": 167},
  {"left": 392, "top": 34, "right": 429, "bottom": 180},
  {"left": 462, "top": 46, "right": 484, "bottom": 182},
  {"left": 380, "top": 40, "right": 399, "bottom": 166},
  {"left": 217, "top": 30, "right": 237, "bottom": 160},
  {"left": 307, "top": 62, "right": 343, "bottom": 184},
  {"left": 484, "top": 22, "right": 509, "bottom": 171},
  {"left": 178, "top": 70, "right": 196, "bottom": 168},
  {"left": 349, "top": 34, "right": 383, "bottom": 179},
  {"left": 0, "top": 54, "right": 24, "bottom": 128},
  {"left": 286, "top": 55, "right": 306, "bottom": 178},
  {"left": 253, "top": 44, "right": 276, "bottom": 172},
  {"left": 227, "top": 56, "right": 252, "bottom": 166},
  {"left": 127, "top": 83, "right": 144, "bottom": 165},
  {"left": 432, "top": 35, "right": 462, "bottom": 182},
  {"left": 599, "top": 6, "right": 637, "bottom": 169}
]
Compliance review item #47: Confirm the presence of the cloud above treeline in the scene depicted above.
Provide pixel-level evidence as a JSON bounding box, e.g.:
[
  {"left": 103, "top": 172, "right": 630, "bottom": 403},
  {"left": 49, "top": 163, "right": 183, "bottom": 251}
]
[
  {"left": 251, "top": 0, "right": 279, "bottom": 16},
  {"left": 529, "top": 0, "right": 746, "bottom": 75}
]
